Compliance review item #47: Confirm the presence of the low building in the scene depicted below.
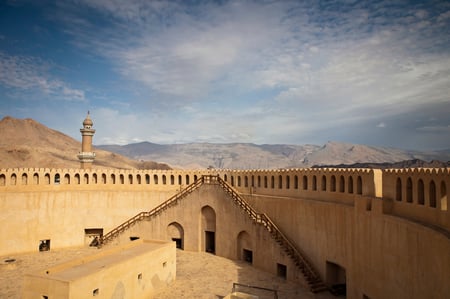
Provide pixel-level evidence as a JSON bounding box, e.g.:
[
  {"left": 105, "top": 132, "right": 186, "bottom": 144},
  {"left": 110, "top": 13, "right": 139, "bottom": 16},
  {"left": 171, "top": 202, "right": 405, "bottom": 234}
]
[{"left": 23, "top": 239, "right": 175, "bottom": 299}]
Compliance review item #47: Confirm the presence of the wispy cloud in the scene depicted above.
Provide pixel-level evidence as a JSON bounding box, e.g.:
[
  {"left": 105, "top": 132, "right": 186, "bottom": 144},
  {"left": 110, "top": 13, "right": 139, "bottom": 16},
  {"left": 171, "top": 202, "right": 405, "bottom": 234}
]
[
  {"left": 1, "top": 0, "right": 449, "bottom": 149},
  {"left": 0, "top": 52, "right": 85, "bottom": 101}
]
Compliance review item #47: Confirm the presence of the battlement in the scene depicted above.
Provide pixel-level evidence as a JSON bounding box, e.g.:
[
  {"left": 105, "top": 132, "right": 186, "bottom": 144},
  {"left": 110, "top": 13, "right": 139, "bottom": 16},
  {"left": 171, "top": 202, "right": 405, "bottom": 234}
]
[{"left": 0, "top": 167, "right": 448, "bottom": 235}]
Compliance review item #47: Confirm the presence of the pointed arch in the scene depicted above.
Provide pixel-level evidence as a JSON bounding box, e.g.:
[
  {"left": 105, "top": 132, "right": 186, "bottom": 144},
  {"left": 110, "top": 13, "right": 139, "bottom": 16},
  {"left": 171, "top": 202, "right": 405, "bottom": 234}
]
[
  {"left": 357, "top": 176, "right": 363, "bottom": 195},
  {"left": 418, "top": 179, "right": 425, "bottom": 205},
  {"left": 167, "top": 222, "right": 184, "bottom": 250},
  {"left": 396, "top": 177, "right": 402, "bottom": 201},
  {"left": 441, "top": 181, "right": 447, "bottom": 211},
  {"left": 429, "top": 180, "right": 436, "bottom": 208},
  {"left": 201, "top": 205, "right": 216, "bottom": 254},
  {"left": 406, "top": 177, "right": 413, "bottom": 203},
  {"left": 64, "top": 174, "right": 70, "bottom": 184},
  {"left": 237, "top": 231, "right": 253, "bottom": 263},
  {"left": 330, "top": 175, "right": 336, "bottom": 192},
  {"left": 321, "top": 175, "right": 327, "bottom": 191}
]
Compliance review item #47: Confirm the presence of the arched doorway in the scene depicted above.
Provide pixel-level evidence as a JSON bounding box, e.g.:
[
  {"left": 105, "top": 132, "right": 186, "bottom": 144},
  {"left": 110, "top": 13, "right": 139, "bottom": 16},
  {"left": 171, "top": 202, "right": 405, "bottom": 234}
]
[
  {"left": 201, "top": 206, "right": 216, "bottom": 254},
  {"left": 237, "top": 231, "right": 253, "bottom": 264},
  {"left": 167, "top": 222, "right": 184, "bottom": 250}
]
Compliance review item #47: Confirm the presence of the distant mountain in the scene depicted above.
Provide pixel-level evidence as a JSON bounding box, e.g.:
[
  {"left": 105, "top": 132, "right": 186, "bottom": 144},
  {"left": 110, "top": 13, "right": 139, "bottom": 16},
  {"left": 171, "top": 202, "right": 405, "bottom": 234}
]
[
  {"left": 98, "top": 141, "right": 450, "bottom": 169},
  {"left": 0, "top": 116, "right": 170, "bottom": 170}
]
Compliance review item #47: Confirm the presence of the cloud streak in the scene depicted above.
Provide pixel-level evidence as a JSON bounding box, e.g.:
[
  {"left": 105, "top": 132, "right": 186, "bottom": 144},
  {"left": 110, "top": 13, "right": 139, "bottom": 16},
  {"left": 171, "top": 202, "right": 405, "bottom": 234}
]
[
  {"left": 0, "top": 52, "right": 85, "bottom": 102},
  {"left": 0, "top": 0, "right": 449, "bottom": 150}
]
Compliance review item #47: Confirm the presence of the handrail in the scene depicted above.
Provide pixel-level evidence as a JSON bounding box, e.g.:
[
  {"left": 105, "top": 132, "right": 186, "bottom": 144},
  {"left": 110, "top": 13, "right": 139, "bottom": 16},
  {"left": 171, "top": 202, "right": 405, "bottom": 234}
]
[
  {"left": 215, "top": 176, "right": 325, "bottom": 291},
  {"left": 97, "top": 175, "right": 326, "bottom": 292},
  {"left": 99, "top": 176, "right": 206, "bottom": 246},
  {"left": 260, "top": 213, "right": 318, "bottom": 280}
]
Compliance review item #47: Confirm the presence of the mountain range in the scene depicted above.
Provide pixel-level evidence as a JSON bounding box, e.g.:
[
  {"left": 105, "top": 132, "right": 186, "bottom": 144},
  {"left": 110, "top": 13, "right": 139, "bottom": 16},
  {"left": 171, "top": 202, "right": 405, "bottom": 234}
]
[
  {"left": 1, "top": 116, "right": 449, "bottom": 170},
  {"left": 98, "top": 141, "right": 450, "bottom": 169},
  {"left": 0, "top": 116, "right": 170, "bottom": 170}
]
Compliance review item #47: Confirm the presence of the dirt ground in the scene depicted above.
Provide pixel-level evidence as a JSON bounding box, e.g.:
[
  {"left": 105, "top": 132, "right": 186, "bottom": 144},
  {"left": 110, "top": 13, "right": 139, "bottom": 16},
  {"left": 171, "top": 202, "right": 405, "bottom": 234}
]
[{"left": 0, "top": 247, "right": 335, "bottom": 299}]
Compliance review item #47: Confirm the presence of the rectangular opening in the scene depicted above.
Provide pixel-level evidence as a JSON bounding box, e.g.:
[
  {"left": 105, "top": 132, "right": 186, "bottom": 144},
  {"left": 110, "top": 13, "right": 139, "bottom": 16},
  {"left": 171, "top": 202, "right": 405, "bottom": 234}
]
[
  {"left": 130, "top": 236, "right": 140, "bottom": 241},
  {"left": 326, "top": 261, "right": 347, "bottom": 296},
  {"left": 85, "top": 228, "right": 103, "bottom": 246},
  {"left": 39, "top": 239, "right": 50, "bottom": 252},
  {"left": 243, "top": 249, "right": 253, "bottom": 264},
  {"left": 172, "top": 238, "right": 182, "bottom": 249},
  {"left": 366, "top": 199, "right": 372, "bottom": 211},
  {"left": 277, "top": 263, "right": 287, "bottom": 279},
  {"left": 205, "top": 231, "right": 215, "bottom": 254},
  {"left": 138, "top": 273, "right": 142, "bottom": 280},
  {"left": 93, "top": 288, "right": 99, "bottom": 296}
]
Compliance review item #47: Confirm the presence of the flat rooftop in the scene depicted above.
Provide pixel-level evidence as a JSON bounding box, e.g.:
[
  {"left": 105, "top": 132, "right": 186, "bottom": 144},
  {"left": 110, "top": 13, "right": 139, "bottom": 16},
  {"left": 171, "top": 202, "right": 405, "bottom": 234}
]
[{"left": 37, "top": 240, "right": 170, "bottom": 281}]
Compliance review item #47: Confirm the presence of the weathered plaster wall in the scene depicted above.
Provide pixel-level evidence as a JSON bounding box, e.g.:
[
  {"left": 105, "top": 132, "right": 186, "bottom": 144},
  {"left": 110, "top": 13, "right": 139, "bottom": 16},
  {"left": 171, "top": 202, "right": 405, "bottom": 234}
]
[{"left": 1, "top": 167, "right": 449, "bottom": 299}]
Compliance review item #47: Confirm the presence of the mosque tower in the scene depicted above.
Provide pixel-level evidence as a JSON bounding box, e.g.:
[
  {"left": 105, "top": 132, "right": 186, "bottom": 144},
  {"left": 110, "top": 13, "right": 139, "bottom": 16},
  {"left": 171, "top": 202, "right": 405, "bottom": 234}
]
[{"left": 77, "top": 112, "right": 96, "bottom": 169}]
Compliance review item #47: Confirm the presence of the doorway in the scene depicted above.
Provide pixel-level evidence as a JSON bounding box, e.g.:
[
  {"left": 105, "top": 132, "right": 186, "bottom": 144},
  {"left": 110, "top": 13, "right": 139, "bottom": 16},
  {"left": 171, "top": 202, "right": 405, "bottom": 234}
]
[
  {"left": 243, "top": 249, "right": 253, "bottom": 264},
  {"left": 326, "top": 261, "right": 347, "bottom": 296},
  {"left": 167, "top": 222, "right": 184, "bottom": 250},
  {"left": 205, "top": 231, "right": 215, "bottom": 254},
  {"left": 172, "top": 238, "right": 182, "bottom": 249}
]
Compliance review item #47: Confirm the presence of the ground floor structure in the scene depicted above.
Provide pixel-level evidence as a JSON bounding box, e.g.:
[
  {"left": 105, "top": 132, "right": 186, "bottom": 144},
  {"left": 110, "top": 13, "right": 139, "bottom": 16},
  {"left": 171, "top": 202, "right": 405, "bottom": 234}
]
[{"left": 0, "top": 247, "right": 335, "bottom": 299}]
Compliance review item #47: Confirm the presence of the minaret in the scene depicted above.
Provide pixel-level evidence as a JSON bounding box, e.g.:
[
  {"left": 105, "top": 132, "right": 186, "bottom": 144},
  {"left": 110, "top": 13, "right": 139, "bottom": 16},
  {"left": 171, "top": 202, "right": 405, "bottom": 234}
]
[{"left": 77, "top": 112, "right": 96, "bottom": 169}]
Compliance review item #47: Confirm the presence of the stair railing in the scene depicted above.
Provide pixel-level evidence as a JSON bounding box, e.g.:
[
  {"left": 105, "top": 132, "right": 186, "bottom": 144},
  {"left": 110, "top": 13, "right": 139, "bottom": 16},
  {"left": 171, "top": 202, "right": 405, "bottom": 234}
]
[
  {"left": 99, "top": 176, "right": 206, "bottom": 246},
  {"left": 97, "top": 175, "right": 326, "bottom": 292},
  {"left": 215, "top": 176, "right": 325, "bottom": 291}
]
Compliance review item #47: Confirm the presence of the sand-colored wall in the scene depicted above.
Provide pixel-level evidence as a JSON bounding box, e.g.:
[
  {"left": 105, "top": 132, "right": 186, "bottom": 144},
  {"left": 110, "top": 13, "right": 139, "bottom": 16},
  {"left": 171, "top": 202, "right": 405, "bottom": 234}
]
[
  {"left": 1, "top": 167, "right": 450, "bottom": 299},
  {"left": 23, "top": 240, "right": 176, "bottom": 299}
]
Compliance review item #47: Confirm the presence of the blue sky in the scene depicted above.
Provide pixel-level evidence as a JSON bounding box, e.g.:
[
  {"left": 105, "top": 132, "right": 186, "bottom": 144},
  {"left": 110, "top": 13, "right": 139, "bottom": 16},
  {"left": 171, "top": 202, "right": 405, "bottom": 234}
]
[{"left": 0, "top": 0, "right": 449, "bottom": 150}]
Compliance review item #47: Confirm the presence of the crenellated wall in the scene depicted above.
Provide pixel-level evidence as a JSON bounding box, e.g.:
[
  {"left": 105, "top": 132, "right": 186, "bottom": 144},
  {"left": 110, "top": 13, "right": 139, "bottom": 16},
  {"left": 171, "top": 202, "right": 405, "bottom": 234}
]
[{"left": 0, "top": 167, "right": 449, "bottom": 299}]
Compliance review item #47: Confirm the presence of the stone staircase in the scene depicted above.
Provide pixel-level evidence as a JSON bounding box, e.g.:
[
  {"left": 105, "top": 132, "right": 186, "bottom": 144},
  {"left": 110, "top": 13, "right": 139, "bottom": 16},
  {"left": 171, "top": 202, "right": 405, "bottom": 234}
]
[{"left": 98, "top": 175, "right": 328, "bottom": 293}]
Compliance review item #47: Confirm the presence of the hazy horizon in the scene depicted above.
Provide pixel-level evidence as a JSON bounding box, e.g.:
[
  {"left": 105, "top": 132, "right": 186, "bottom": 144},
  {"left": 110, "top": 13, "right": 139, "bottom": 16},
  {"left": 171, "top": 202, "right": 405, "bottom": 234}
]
[{"left": 1, "top": 1, "right": 449, "bottom": 151}]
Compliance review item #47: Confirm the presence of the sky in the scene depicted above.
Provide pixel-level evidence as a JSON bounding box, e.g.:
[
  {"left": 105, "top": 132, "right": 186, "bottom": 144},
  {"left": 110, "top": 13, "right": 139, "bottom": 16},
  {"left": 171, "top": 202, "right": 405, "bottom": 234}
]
[{"left": 0, "top": 0, "right": 449, "bottom": 150}]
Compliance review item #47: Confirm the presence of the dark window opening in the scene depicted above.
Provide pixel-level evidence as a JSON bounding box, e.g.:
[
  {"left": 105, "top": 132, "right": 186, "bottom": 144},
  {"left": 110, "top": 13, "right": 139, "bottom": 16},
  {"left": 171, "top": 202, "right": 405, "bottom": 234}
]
[
  {"left": 54, "top": 174, "right": 60, "bottom": 184},
  {"left": 326, "top": 261, "right": 347, "bottom": 296},
  {"left": 39, "top": 239, "right": 50, "bottom": 252},
  {"left": 85, "top": 228, "right": 103, "bottom": 247},
  {"left": 130, "top": 236, "right": 140, "bottom": 241},
  {"left": 243, "top": 249, "right": 253, "bottom": 264},
  {"left": 93, "top": 288, "right": 99, "bottom": 296},
  {"left": 277, "top": 263, "right": 287, "bottom": 279},
  {"left": 366, "top": 199, "right": 372, "bottom": 211},
  {"left": 205, "top": 231, "right": 215, "bottom": 254},
  {"left": 172, "top": 238, "right": 183, "bottom": 249},
  {"left": 138, "top": 273, "right": 142, "bottom": 280}
]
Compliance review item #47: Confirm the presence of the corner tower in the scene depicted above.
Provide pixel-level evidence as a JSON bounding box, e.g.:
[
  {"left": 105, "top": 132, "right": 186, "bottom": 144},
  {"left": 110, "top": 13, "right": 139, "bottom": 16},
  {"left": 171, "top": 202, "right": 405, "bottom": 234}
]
[{"left": 77, "top": 112, "right": 96, "bottom": 169}]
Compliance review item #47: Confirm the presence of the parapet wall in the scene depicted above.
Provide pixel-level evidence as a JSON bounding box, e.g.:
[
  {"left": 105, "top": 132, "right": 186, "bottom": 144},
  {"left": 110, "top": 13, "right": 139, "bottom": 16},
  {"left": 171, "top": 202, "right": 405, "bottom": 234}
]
[
  {"left": 0, "top": 167, "right": 449, "bottom": 251},
  {"left": 382, "top": 168, "right": 450, "bottom": 232}
]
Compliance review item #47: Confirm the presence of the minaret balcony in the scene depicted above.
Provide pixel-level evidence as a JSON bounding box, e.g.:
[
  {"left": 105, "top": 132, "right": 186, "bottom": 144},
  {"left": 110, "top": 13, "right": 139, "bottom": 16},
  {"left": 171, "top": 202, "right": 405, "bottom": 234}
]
[{"left": 77, "top": 152, "right": 96, "bottom": 162}]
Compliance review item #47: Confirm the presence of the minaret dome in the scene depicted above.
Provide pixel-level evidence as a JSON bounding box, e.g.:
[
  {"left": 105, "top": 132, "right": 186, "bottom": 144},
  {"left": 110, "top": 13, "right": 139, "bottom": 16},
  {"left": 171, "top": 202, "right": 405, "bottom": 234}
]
[{"left": 77, "top": 111, "right": 96, "bottom": 169}]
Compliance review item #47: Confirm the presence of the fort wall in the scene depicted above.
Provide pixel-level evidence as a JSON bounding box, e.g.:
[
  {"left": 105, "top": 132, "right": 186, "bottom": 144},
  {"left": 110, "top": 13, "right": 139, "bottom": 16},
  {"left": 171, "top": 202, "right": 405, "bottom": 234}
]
[{"left": 1, "top": 167, "right": 449, "bottom": 299}]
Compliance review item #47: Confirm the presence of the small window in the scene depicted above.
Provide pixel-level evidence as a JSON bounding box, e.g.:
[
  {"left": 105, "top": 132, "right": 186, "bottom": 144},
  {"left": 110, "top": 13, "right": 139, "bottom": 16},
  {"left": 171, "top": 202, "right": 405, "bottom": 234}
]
[
  {"left": 39, "top": 239, "right": 50, "bottom": 252},
  {"left": 93, "top": 288, "right": 99, "bottom": 296},
  {"left": 138, "top": 273, "right": 142, "bottom": 280},
  {"left": 130, "top": 236, "right": 140, "bottom": 241},
  {"left": 42, "top": 296, "right": 48, "bottom": 299},
  {"left": 243, "top": 249, "right": 253, "bottom": 264},
  {"left": 163, "top": 261, "right": 167, "bottom": 268},
  {"left": 277, "top": 263, "right": 287, "bottom": 279}
]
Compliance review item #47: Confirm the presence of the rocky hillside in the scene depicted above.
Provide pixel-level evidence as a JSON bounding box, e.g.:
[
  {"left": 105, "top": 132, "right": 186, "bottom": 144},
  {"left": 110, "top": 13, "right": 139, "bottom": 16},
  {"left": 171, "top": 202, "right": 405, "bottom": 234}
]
[
  {"left": 0, "top": 116, "right": 170, "bottom": 170},
  {"left": 98, "top": 141, "right": 450, "bottom": 169}
]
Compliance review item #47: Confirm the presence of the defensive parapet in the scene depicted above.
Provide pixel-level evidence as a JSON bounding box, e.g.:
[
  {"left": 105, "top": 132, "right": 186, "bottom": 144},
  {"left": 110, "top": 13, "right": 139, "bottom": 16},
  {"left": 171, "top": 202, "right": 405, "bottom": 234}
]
[
  {"left": 382, "top": 168, "right": 450, "bottom": 233},
  {"left": 0, "top": 166, "right": 448, "bottom": 234},
  {"left": 216, "top": 168, "right": 382, "bottom": 205}
]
